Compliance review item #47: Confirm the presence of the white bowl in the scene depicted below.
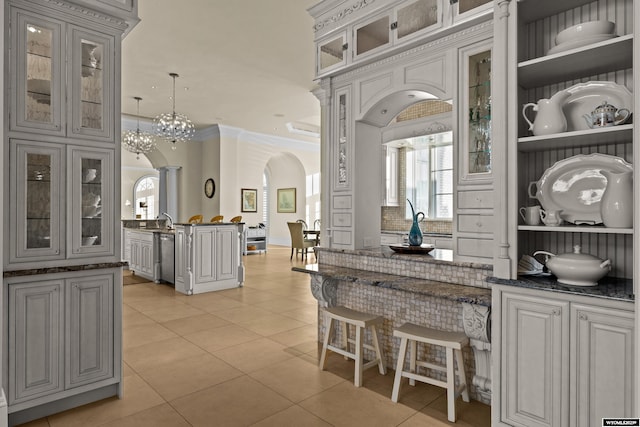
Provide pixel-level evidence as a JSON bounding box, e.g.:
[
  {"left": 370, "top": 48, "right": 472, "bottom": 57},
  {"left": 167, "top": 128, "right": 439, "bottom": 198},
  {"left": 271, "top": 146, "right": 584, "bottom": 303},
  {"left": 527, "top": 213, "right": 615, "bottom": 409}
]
[
  {"left": 556, "top": 20, "right": 615, "bottom": 45},
  {"left": 82, "top": 236, "right": 98, "bottom": 246},
  {"left": 83, "top": 168, "right": 97, "bottom": 182},
  {"left": 82, "top": 193, "right": 101, "bottom": 206}
]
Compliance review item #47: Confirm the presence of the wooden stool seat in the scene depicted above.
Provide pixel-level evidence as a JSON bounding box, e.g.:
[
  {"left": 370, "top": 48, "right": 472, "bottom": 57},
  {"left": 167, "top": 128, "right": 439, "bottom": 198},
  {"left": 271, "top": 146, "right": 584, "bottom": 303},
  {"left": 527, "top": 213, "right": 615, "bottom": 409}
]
[
  {"left": 391, "top": 322, "right": 470, "bottom": 422},
  {"left": 319, "top": 306, "right": 386, "bottom": 387}
]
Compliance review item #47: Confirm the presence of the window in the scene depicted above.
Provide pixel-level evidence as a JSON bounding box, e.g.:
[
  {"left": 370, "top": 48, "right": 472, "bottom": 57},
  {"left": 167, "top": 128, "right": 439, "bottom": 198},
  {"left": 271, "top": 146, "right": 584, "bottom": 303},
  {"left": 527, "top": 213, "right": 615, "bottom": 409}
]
[
  {"left": 404, "top": 131, "right": 453, "bottom": 219},
  {"left": 134, "top": 176, "right": 158, "bottom": 220},
  {"left": 305, "top": 172, "right": 321, "bottom": 225}
]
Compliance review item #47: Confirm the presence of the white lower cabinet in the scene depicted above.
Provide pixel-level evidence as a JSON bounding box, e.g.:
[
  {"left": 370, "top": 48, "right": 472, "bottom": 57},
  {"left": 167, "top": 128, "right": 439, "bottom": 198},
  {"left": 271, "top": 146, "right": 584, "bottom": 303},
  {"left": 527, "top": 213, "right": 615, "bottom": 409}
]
[
  {"left": 175, "top": 224, "right": 243, "bottom": 295},
  {"left": 124, "top": 229, "right": 154, "bottom": 281},
  {"left": 492, "top": 285, "right": 634, "bottom": 427},
  {"left": 5, "top": 268, "right": 121, "bottom": 418}
]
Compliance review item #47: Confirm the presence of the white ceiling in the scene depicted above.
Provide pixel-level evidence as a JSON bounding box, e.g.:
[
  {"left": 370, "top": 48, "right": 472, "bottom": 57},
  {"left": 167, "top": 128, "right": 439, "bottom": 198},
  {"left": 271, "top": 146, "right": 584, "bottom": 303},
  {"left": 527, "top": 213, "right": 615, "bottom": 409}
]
[{"left": 121, "top": 0, "right": 321, "bottom": 143}]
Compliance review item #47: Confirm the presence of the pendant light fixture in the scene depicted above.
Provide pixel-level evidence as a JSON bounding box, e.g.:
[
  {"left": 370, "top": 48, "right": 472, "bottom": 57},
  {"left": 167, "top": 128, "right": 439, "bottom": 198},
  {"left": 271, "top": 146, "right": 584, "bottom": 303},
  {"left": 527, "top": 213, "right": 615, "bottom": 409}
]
[
  {"left": 122, "top": 96, "right": 156, "bottom": 160},
  {"left": 153, "top": 72, "right": 195, "bottom": 149}
]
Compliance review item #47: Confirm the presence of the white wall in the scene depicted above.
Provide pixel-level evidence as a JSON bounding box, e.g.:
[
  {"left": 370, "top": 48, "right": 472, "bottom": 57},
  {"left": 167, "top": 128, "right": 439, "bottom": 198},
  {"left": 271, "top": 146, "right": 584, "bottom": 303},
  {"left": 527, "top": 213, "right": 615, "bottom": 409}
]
[{"left": 121, "top": 149, "right": 158, "bottom": 219}]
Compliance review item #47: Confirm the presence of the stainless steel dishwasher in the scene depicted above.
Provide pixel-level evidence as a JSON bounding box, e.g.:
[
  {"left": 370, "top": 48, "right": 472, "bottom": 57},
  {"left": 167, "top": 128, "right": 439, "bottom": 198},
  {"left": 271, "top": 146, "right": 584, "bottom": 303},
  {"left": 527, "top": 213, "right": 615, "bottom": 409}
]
[{"left": 159, "top": 233, "right": 175, "bottom": 284}]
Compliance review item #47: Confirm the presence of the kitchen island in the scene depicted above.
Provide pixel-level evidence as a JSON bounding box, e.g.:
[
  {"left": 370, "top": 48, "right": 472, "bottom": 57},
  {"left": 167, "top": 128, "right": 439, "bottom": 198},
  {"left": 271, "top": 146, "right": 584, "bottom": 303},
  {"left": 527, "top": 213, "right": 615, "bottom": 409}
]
[{"left": 174, "top": 223, "right": 244, "bottom": 295}]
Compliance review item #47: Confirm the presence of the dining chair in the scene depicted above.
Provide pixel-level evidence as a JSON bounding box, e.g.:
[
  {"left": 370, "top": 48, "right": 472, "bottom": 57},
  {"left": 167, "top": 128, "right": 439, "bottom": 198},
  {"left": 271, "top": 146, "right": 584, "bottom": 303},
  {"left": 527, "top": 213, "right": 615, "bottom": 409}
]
[
  {"left": 287, "top": 221, "right": 315, "bottom": 261},
  {"left": 296, "top": 219, "right": 308, "bottom": 230},
  {"left": 230, "top": 215, "right": 242, "bottom": 223},
  {"left": 188, "top": 214, "right": 203, "bottom": 224},
  {"left": 313, "top": 219, "right": 321, "bottom": 230},
  {"left": 210, "top": 215, "right": 224, "bottom": 223}
]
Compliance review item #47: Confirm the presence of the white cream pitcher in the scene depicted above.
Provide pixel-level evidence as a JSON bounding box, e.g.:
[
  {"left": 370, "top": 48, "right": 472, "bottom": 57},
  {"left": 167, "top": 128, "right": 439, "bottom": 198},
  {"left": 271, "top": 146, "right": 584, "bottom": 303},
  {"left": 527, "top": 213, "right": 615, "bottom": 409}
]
[{"left": 522, "top": 90, "right": 570, "bottom": 136}]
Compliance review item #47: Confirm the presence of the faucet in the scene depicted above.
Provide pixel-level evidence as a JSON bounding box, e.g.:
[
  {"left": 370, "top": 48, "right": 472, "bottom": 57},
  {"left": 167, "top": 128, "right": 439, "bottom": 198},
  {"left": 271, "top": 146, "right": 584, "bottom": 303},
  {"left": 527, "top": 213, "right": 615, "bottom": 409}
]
[{"left": 161, "top": 212, "right": 174, "bottom": 229}]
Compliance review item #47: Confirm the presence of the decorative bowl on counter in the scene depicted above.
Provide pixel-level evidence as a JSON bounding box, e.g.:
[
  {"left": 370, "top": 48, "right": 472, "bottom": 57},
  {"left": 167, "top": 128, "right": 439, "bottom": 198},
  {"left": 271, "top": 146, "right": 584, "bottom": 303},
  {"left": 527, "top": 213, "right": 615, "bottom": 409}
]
[
  {"left": 533, "top": 245, "right": 611, "bottom": 286},
  {"left": 555, "top": 20, "right": 615, "bottom": 45},
  {"left": 389, "top": 244, "right": 434, "bottom": 254}
]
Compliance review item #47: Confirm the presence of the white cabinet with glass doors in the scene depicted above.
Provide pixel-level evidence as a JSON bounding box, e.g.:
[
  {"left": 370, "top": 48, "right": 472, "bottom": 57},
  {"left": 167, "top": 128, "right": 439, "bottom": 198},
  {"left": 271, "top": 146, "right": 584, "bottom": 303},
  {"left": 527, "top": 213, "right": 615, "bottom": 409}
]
[
  {"left": 8, "top": 140, "right": 115, "bottom": 269},
  {"left": 10, "top": 4, "right": 116, "bottom": 142}
]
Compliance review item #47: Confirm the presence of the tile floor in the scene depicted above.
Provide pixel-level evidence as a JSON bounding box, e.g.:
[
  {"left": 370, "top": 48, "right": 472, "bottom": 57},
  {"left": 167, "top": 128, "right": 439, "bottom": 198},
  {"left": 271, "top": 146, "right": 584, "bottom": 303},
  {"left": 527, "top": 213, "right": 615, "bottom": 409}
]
[{"left": 20, "top": 246, "right": 491, "bottom": 427}]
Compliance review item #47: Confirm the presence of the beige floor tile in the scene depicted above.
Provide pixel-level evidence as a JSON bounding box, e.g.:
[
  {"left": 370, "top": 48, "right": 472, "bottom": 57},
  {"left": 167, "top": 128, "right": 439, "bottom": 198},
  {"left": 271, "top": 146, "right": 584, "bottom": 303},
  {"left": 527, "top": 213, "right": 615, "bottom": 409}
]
[
  {"left": 249, "top": 356, "right": 345, "bottom": 403},
  {"left": 14, "top": 418, "right": 49, "bottom": 427},
  {"left": 213, "top": 337, "right": 297, "bottom": 373},
  {"left": 418, "top": 394, "right": 491, "bottom": 427},
  {"left": 214, "top": 305, "right": 275, "bottom": 323},
  {"left": 252, "top": 296, "right": 313, "bottom": 313},
  {"left": 219, "top": 288, "right": 282, "bottom": 304},
  {"left": 122, "top": 307, "right": 156, "bottom": 328},
  {"left": 268, "top": 324, "right": 319, "bottom": 355},
  {"left": 137, "top": 353, "right": 243, "bottom": 401},
  {"left": 140, "top": 303, "right": 206, "bottom": 323},
  {"left": 299, "top": 381, "right": 417, "bottom": 427},
  {"left": 122, "top": 323, "right": 178, "bottom": 350},
  {"left": 161, "top": 312, "right": 229, "bottom": 335},
  {"left": 183, "top": 324, "right": 262, "bottom": 353},
  {"left": 124, "top": 295, "right": 186, "bottom": 313},
  {"left": 238, "top": 313, "right": 307, "bottom": 336},
  {"left": 98, "top": 403, "right": 190, "bottom": 427},
  {"left": 47, "top": 374, "right": 164, "bottom": 427},
  {"left": 171, "top": 376, "right": 292, "bottom": 427},
  {"left": 250, "top": 405, "right": 332, "bottom": 427},
  {"left": 185, "top": 293, "right": 245, "bottom": 312},
  {"left": 125, "top": 336, "right": 207, "bottom": 372},
  {"left": 280, "top": 306, "right": 320, "bottom": 324}
]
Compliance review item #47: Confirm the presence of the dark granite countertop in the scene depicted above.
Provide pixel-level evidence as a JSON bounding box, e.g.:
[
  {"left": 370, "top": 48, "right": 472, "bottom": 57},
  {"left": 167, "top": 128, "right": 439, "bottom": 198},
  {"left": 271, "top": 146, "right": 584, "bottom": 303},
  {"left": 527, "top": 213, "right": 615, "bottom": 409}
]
[
  {"left": 4, "top": 261, "right": 129, "bottom": 278},
  {"left": 314, "top": 246, "right": 492, "bottom": 270},
  {"left": 293, "top": 264, "right": 492, "bottom": 306},
  {"left": 174, "top": 223, "right": 243, "bottom": 226},
  {"left": 125, "top": 227, "right": 175, "bottom": 235},
  {"left": 487, "top": 275, "right": 634, "bottom": 302}
]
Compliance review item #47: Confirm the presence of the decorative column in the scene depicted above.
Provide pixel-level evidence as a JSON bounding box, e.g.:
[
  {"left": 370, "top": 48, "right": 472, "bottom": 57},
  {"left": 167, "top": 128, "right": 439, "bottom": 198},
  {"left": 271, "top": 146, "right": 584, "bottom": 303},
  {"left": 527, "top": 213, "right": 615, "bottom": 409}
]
[
  {"left": 462, "top": 302, "right": 492, "bottom": 401},
  {"left": 157, "top": 166, "right": 181, "bottom": 221}
]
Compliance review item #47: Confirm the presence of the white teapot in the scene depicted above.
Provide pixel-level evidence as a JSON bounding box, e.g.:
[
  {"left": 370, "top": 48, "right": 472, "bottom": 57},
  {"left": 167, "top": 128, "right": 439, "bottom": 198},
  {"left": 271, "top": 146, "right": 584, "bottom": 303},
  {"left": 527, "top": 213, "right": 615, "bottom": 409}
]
[{"left": 582, "top": 101, "right": 630, "bottom": 128}]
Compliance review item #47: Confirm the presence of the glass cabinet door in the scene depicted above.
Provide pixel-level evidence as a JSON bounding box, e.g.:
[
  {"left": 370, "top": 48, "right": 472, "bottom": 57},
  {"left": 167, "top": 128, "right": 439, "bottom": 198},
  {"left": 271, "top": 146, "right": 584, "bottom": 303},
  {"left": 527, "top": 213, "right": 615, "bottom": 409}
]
[
  {"left": 355, "top": 15, "right": 390, "bottom": 57},
  {"left": 10, "top": 140, "right": 65, "bottom": 264},
  {"left": 395, "top": 0, "right": 440, "bottom": 42},
  {"left": 69, "top": 26, "right": 114, "bottom": 141},
  {"left": 317, "top": 33, "right": 347, "bottom": 75},
  {"left": 11, "top": 8, "right": 64, "bottom": 135},
  {"left": 69, "top": 147, "right": 114, "bottom": 257},
  {"left": 466, "top": 49, "right": 491, "bottom": 176}
]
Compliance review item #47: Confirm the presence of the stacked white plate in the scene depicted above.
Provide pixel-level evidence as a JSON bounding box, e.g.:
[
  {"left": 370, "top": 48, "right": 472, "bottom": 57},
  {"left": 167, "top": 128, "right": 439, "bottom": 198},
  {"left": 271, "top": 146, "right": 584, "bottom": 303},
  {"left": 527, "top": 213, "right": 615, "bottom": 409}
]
[{"left": 548, "top": 20, "right": 617, "bottom": 55}]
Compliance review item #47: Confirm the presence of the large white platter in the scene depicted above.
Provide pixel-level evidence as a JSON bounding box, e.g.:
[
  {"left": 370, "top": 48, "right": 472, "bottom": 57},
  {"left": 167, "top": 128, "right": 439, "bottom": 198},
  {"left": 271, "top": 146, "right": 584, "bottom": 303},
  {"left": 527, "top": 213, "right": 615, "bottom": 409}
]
[
  {"left": 530, "top": 153, "right": 633, "bottom": 225},
  {"left": 547, "top": 34, "right": 617, "bottom": 55},
  {"left": 562, "top": 81, "right": 633, "bottom": 131}
]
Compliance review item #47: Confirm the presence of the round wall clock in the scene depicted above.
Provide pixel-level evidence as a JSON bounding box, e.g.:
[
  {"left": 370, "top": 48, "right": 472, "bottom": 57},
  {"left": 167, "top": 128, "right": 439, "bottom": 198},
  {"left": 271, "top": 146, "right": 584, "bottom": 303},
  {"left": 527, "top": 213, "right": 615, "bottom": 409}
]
[{"left": 204, "top": 178, "right": 215, "bottom": 198}]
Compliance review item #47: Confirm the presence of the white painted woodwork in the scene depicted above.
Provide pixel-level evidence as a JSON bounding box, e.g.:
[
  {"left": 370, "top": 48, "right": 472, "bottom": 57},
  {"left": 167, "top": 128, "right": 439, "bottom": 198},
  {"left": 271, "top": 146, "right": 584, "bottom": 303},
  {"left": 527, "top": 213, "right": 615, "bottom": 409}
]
[
  {"left": 174, "top": 224, "right": 242, "bottom": 295},
  {"left": 65, "top": 274, "right": 113, "bottom": 388},
  {"left": 492, "top": 284, "right": 634, "bottom": 427},
  {"left": 5, "top": 268, "right": 122, "bottom": 415},
  {"left": 9, "top": 140, "right": 65, "bottom": 264},
  {"left": 8, "top": 280, "right": 64, "bottom": 405},
  {"left": 383, "top": 145, "right": 399, "bottom": 206},
  {"left": 124, "top": 230, "right": 153, "bottom": 281},
  {"left": 3, "top": 1, "right": 135, "bottom": 420}
]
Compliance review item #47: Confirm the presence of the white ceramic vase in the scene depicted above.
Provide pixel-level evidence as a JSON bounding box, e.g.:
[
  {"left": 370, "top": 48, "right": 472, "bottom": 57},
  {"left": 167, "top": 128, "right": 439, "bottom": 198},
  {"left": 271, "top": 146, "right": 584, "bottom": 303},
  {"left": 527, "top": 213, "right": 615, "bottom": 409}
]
[{"left": 600, "top": 170, "right": 633, "bottom": 228}]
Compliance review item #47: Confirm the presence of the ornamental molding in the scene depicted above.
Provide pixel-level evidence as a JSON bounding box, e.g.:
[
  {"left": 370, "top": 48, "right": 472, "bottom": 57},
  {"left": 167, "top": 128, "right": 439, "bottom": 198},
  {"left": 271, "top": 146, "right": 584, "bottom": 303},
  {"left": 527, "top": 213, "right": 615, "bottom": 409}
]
[
  {"left": 462, "top": 302, "right": 491, "bottom": 343},
  {"left": 310, "top": 274, "right": 338, "bottom": 307},
  {"left": 313, "top": 0, "right": 376, "bottom": 33},
  {"left": 330, "top": 19, "right": 492, "bottom": 85},
  {"left": 410, "top": 121, "right": 451, "bottom": 136},
  {"left": 34, "top": 0, "right": 129, "bottom": 30}
]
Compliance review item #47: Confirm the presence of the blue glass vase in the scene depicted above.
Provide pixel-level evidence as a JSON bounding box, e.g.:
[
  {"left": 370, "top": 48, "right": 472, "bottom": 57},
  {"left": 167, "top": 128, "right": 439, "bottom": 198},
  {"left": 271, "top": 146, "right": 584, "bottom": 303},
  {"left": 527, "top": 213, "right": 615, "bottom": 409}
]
[{"left": 407, "top": 199, "right": 425, "bottom": 246}]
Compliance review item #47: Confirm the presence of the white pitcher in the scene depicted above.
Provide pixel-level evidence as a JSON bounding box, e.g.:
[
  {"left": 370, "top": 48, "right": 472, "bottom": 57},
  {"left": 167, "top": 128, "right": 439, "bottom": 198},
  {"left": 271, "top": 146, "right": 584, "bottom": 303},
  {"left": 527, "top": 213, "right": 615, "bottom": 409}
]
[
  {"left": 601, "top": 170, "right": 633, "bottom": 228},
  {"left": 522, "top": 90, "right": 570, "bottom": 136}
]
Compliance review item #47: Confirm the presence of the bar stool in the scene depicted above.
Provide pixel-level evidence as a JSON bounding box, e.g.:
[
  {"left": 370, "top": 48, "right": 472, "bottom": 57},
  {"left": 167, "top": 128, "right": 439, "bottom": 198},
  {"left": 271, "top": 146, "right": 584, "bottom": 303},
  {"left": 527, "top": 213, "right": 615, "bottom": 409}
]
[
  {"left": 319, "top": 306, "right": 386, "bottom": 387},
  {"left": 391, "top": 322, "right": 470, "bottom": 422}
]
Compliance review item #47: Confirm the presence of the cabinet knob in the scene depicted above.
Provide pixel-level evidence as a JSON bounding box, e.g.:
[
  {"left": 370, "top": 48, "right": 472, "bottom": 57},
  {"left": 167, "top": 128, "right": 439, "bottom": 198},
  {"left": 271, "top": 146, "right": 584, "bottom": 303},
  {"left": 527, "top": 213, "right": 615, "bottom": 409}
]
[
  {"left": 579, "top": 313, "right": 588, "bottom": 320},
  {"left": 551, "top": 308, "right": 561, "bottom": 316}
]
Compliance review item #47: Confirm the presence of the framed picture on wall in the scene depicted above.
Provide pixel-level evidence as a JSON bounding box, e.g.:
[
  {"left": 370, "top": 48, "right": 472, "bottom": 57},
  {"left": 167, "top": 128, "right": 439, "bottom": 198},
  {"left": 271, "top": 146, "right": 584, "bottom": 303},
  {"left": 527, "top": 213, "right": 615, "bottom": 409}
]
[
  {"left": 241, "top": 188, "right": 258, "bottom": 212},
  {"left": 277, "top": 188, "right": 296, "bottom": 213}
]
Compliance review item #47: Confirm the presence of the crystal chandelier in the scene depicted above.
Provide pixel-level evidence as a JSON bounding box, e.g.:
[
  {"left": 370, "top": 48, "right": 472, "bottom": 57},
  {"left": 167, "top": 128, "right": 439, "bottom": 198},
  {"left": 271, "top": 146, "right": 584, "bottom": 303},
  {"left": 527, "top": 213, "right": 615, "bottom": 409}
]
[
  {"left": 122, "top": 96, "right": 156, "bottom": 160},
  {"left": 153, "top": 72, "right": 195, "bottom": 149}
]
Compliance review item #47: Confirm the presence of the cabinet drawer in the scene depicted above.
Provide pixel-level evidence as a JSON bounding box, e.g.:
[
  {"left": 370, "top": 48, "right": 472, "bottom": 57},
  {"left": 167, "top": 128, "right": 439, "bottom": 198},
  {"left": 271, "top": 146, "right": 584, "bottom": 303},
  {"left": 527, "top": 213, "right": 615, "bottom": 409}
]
[
  {"left": 457, "top": 190, "right": 493, "bottom": 209},
  {"left": 246, "top": 228, "right": 266, "bottom": 238},
  {"left": 456, "top": 237, "right": 492, "bottom": 258},
  {"left": 457, "top": 214, "right": 494, "bottom": 234}
]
